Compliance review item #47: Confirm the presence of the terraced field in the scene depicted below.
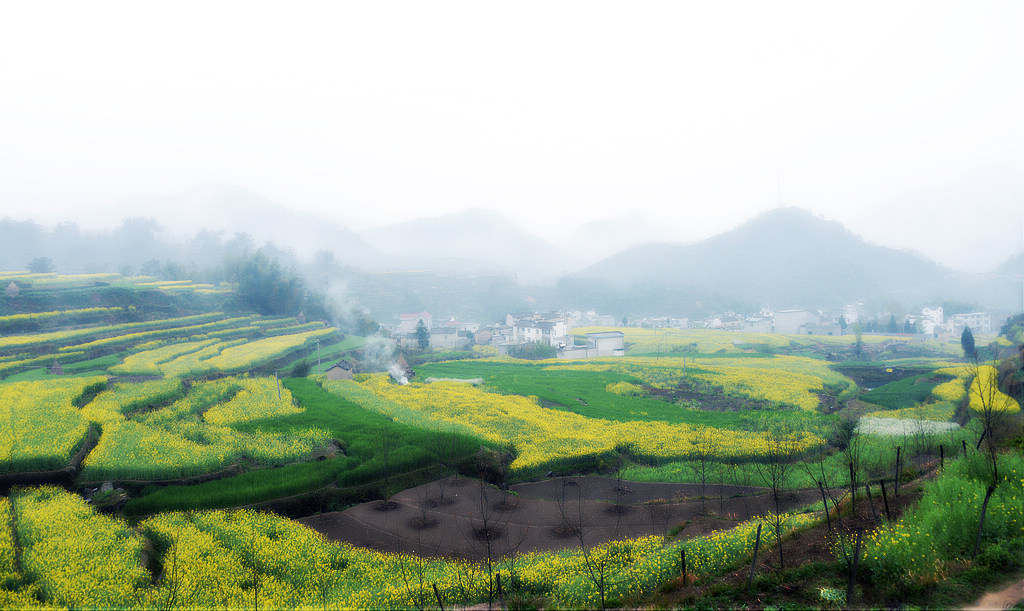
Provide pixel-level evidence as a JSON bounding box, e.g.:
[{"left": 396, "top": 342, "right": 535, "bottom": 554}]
[{"left": 0, "top": 274, "right": 1021, "bottom": 609}]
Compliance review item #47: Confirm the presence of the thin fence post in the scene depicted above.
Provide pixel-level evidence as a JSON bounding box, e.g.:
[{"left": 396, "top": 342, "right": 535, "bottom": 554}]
[
  {"left": 747, "top": 523, "right": 762, "bottom": 591},
  {"left": 864, "top": 484, "right": 878, "bottom": 524},
  {"left": 433, "top": 583, "right": 445, "bottom": 611},
  {"left": 894, "top": 446, "right": 901, "bottom": 508},
  {"left": 818, "top": 481, "right": 832, "bottom": 535},
  {"left": 962, "top": 439, "right": 968, "bottom": 455},
  {"left": 849, "top": 461, "right": 856, "bottom": 513},
  {"left": 973, "top": 486, "right": 996, "bottom": 558},
  {"left": 681, "top": 548, "right": 687, "bottom": 585},
  {"left": 847, "top": 529, "right": 863, "bottom": 605},
  {"left": 879, "top": 479, "right": 891, "bottom": 520}
]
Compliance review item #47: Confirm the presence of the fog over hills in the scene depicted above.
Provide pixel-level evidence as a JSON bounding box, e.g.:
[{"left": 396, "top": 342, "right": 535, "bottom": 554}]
[
  {"left": 362, "top": 208, "right": 582, "bottom": 279},
  {"left": 3, "top": 186, "right": 1021, "bottom": 316},
  {"left": 99, "top": 184, "right": 383, "bottom": 269},
  {"left": 573, "top": 207, "right": 1017, "bottom": 311}
]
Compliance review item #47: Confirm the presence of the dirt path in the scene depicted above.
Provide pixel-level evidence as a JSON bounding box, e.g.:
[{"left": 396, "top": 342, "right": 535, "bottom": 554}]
[
  {"left": 965, "top": 576, "right": 1024, "bottom": 610},
  {"left": 298, "top": 475, "right": 821, "bottom": 561}
]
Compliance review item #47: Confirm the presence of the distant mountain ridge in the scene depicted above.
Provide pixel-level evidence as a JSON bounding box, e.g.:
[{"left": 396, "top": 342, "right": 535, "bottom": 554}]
[
  {"left": 101, "top": 184, "right": 383, "bottom": 268},
  {"left": 362, "top": 208, "right": 581, "bottom": 279},
  {"left": 574, "top": 207, "right": 967, "bottom": 309},
  {"left": 10, "top": 185, "right": 1021, "bottom": 313}
]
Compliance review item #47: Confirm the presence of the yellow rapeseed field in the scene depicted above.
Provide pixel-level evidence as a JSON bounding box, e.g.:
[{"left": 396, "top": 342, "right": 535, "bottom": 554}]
[
  {"left": 550, "top": 355, "right": 855, "bottom": 411},
  {"left": 0, "top": 377, "right": 104, "bottom": 473},
  {"left": 325, "top": 374, "right": 821, "bottom": 471}
]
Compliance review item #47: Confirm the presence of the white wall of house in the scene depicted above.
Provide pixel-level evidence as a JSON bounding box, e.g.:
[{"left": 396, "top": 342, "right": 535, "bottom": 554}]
[
  {"left": 398, "top": 312, "right": 432, "bottom": 334},
  {"left": 774, "top": 309, "right": 819, "bottom": 334},
  {"left": 951, "top": 312, "right": 992, "bottom": 334},
  {"left": 921, "top": 306, "right": 944, "bottom": 334}
]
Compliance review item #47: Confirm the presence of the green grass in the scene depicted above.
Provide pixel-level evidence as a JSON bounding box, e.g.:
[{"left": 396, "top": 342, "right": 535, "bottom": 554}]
[
  {"left": 62, "top": 353, "right": 124, "bottom": 374},
  {"left": 416, "top": 359, "right": 825, "bottom": 432},
  {"left": 2, "top": 368, "right": 50, "bottom": 381},
  {"left": 858, "top": 372, "right": 953, "bottom": 410},
  {"left": 627, "top": 350, "right": 775, "bottom": 359},
  {"left": 124, "top": 377, "right": 491, "bottom": 515},
  {"left": 622, "top": 425, "right": 975, "bottom": 489},
  {"left": 283, "top": 335, "right": 366, "bottom": 373}
]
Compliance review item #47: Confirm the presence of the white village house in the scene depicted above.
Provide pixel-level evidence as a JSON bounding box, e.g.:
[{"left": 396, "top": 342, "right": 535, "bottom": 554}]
[
  {"left": 557, "top": 331, "right": 625, "bottom": 359},
  {"left": 397, "top": 311, "right": 432, "bottom": 334}
]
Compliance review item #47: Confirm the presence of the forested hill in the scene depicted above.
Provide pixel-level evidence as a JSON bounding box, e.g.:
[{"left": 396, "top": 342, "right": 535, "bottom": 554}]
[{"left": 570, "top": 207, "right": 967, "bottom": 309}]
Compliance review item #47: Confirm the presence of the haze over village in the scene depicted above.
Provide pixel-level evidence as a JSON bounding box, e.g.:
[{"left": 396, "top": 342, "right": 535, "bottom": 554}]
[{"left": 2, "top": 0, "right": 1022, "bottom": 354}]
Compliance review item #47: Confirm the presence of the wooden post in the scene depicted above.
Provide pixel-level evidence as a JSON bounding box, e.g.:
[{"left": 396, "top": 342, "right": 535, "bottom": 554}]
[
  {"left": 433, "top": 583, "right": 445, "bottom": 611},
  {"left": 973, "top": 486, "right": 996, "bottom": 558},
  {"left": 962, "top": 439, "right": 968, "bottom": 455},
  {"left": 894, "top": 446, "right": 901, "bottom": 507},
  {"left": 879, "top": 479, "right": 891, "bottom": 520},
  {"left": 865, "top": 484, "right": 878, "bottom": 524},
  {"left": 818, "top": 481, "right": 832, "bottom": 535},
  {"left": 681, "top": 548, "right": 687, "bottom": 585},
  {"left": 747, "top": 523, "right": 762, "bottom": 591},
  {"left": 847, "top": 529, "right": 863, "bottom": 605},
  {"left": 849, "top": 461, "right": 856, "bottom": 512}
]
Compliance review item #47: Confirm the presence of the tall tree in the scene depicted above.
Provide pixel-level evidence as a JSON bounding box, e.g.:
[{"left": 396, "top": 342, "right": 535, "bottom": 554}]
[
  {"left": 28, "top": 256, "right": 54, "bottom": 273},
  {"left": 852, "top": 322, "right": 864, "bottom": 357},
  {"left": 415, "top": 319, "right": 430, "bottom": 350},
  {"left": 229, "top": 251, "right": 305, "bottom": 316},
  {"left": 962, "top": 326, "right": 976, "bottom": 360}
]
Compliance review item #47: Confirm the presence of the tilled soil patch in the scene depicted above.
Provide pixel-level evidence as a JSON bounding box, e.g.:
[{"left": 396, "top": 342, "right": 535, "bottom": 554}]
[{"left": 298, "top": 476, "right": 822, "bottom": 561}]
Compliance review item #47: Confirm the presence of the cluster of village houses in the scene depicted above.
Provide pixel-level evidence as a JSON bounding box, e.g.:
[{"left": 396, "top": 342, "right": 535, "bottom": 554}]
[
  {"left": 383, "top": 304, "right": 999, "bottom": 359},
  {"left": 673, "top": 305, "right": 995, "bottom": 337},
  {"left": 321, "top": 305, "right": 1002, "bottom": 379}
]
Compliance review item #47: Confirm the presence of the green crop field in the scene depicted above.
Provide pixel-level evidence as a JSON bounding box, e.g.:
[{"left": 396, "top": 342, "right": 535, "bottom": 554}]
[{"left": 416, "top": 358, "right": 827, "bottom": 432}]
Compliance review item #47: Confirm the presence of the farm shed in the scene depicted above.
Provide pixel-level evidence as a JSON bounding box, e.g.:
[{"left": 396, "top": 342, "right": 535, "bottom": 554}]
[
  {"left": 324, "top": 360, "right": 355, "bottom": 381},
  {"left": 558, "top": 331, "right": 625, "bottom": 359},
  {"left": 587, "top": 331, "right": 625, "bottom": 355}
]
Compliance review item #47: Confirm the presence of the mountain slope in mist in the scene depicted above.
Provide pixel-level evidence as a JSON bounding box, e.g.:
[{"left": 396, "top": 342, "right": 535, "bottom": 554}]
[
  {"left": 111, "top": 184, "right": 382, "bottom": 267},
  {"left": 362, "top": 208, "right": 581, "bottom": 279},
  {"left": 575, "top": 207, "right": 965, "bottom": 308}
]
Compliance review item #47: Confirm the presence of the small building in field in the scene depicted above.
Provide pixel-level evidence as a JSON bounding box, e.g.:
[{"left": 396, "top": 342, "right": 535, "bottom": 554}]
[
  {"left": 5, "top": 282, "right": 18, "bottom": 298},
  {"left": 50, "top": 360, "right": 63, "bottom": 375},
  {"left": 557, "top": 331, "right": 625, "bottom": 359},
  {"left": 324, "top": 360, "right": 355, "bottom": 381},
  {"left": 588, "top": 331, "right": 625, "bottom": 355}
]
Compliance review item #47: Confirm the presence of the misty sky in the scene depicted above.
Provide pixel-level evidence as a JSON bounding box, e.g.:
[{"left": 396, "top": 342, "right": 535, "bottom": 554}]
[{"left": 1, "top": 1, "right": 1021, "bottom": 272}]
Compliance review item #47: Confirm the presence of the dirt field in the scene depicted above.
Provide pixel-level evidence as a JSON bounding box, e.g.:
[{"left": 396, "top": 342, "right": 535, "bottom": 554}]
[{"left": 298, "top": 476, "right": 823, "bottom": 561}]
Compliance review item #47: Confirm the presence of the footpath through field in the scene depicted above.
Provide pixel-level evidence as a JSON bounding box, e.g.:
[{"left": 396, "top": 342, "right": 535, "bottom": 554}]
[{"left": 965, "top": 575, "right": 1024, "bottom": 610}]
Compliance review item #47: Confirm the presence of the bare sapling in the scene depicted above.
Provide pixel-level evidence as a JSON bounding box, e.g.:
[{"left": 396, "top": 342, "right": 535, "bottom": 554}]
[{"left": 754, "top": 423, "right": 796, "bottom": 570}]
